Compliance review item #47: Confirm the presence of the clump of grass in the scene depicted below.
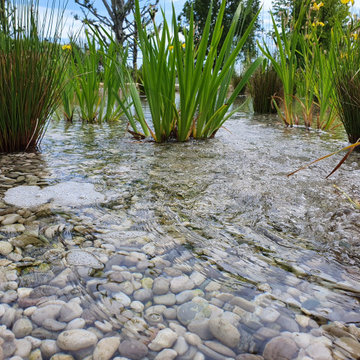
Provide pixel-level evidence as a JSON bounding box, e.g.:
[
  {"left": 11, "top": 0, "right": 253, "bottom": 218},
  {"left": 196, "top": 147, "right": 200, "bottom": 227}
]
[
  {"left": 248, "top": 61, "right": 282, "bottom": 114},
  {"left": 330, "top": 24, "right": 360, "bottom": 146},
  {"left": 129, "top": 0, "right": 262, "bottom": 142},
  {"left": 0, "top": 0, "right": 67, "bottom": 153}
]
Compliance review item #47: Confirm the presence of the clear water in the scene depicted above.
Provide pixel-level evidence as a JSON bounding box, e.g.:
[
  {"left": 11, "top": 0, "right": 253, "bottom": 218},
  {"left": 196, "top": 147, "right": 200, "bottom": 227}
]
[{"left": 0, "top": 106, "right": 360, "bottom": 359}]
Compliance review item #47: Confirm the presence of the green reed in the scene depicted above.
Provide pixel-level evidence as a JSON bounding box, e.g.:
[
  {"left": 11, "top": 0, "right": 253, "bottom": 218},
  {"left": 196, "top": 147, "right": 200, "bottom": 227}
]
[
  {"left": 248, "top": 60, "right": 282, "bottom": 114},
  {"left": 0, "top": 0, "right": 67, "bottom": 152},
  {"left": 258, "top": 3, "right": 309, "bottom": 126},
  {"left": 132, "top": 0, "right": 261, "bottom": 142},
  {"left": 330, "top": 24, "right": 360, "bottom": 144}
]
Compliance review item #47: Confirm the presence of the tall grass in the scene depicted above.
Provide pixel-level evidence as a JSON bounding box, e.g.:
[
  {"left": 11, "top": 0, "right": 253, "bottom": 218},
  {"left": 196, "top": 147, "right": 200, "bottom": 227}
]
[
  {"left": 248, "top": 60, "right": 282, "bottom": 114},
  {"left": 131, "top": 0, "right": 261, "bottom": 142},
  {"left": 258, "top": 2, "right": 309, "bottom": 126},
  {"left": 0, "top": 0, "right": 67, "bottom": 152},
  {"left": 331, "top": 25, "right": 360, "bottom": 145}
]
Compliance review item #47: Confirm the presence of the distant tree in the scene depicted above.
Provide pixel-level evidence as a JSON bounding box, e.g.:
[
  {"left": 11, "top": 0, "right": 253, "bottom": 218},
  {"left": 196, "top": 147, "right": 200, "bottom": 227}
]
[
  {"left": 74, "top": 0, "right": 159, "bottom": 70},
  {"left": 178, "top": 0, "right": 261, "bottom": 57},
  {"left": 271, "top": 0, "right": 351, "bottom": 48}
]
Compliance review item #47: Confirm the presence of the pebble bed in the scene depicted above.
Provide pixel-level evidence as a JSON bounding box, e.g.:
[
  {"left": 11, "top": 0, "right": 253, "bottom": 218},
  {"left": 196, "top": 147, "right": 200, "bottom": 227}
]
[{"left": 0, "top": 117, "right": 360, "bottom": 360}]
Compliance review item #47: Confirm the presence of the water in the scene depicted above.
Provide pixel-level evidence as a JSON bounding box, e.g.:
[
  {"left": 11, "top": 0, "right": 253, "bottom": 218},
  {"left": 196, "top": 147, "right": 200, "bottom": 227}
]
[{"left": 0, "top": 110, "right": 359, "bottom": 359}]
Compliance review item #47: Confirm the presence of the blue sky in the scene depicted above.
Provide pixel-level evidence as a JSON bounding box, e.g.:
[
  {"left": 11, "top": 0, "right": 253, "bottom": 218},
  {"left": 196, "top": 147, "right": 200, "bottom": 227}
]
[{"left": 38, "top": 0, "right": 273, "bottom": 39}]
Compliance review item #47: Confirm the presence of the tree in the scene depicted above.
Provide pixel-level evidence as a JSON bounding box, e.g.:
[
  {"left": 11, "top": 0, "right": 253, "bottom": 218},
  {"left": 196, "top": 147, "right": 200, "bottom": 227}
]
[
  {"left": 74, "top": 0, "right": 159, "bottom": 70},
  {"left": 178, "top": 0, "right": 261, "bottom": 57},
  {"left": 271, "top": 0, "right": 351, "bottom": 48}
]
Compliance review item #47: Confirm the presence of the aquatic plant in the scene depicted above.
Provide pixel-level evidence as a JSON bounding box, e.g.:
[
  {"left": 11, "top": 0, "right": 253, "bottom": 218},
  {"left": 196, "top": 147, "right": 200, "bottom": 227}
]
[
  {"left": 0, "top": 0, "right": 67, "bottom": 152},
  {"left": 66, "top": 30, "right": 124, "bottom": 123},
  {"left": 330, "top": 23, "right": 360, "bottom": 145},
  {"left": 130, "top": 0, "right": 261, "bottom": 142},
  {"left": 248, "top": 60, "right": 282, "bottom": 114},
  {"left": 258, "top": 1, "right": 309, "bottom": 126}
]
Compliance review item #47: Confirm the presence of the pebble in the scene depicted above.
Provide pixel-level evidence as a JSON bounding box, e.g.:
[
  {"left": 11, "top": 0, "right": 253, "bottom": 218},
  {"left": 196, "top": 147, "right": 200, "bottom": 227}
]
[
  {"left": 130, "top": 301, "right": 144, "bottom": 313},
  {"left": 154, "top": 348, "right": 177, "bottom": 360},
  {"left": 148, "top": 328, "right": 178, "bottom": 351},
  {"left": 173, "top": 335, "right": 189, "bottom": 355},
  {"left": 209, "top": 315, "right": 241, "bottom": 348},
  {"left": 204, "top": 340, "right": 237, "bottom": 357},
  {"left": 229, "top": 297, "right": 256, "bottom": 313},
  {"left": 184, "top": 332, "right": 202, "bottom": 346},
  {"left": 153, "top": 277, "right": 170, "bottom": 295},
  {"left": 59, "top": 302, "right": 83, "bottom": 322},
  {"left": 154, "top": 293, "right": 176, "bottom": 306},
  {"left": 93, "top": 337, "right": 120, "bottom": 360},
  {"left": 1, "top": 214, "right": 21, "bottom": 225},
  {"left": 56, "top": 329, "right": 98, "bottom": 351},
  {"left": 0, "top": 241, "right": 13, "bottom": 256},
  {"left": 170, "top": 275, "right": 195, "bottom": 293},
  {"left": 40, "top": 339, "right": 59, "bottom": 358},
  {"left": 305, "top": 342, "right": 332, "bottom": 360},
  {"left": 14, "top": 338, "right": 32, "bottom": 358},
  {"left": 66, "top": 318, "right": 86, "bottom": 330},
  {"left": 334, "top": 336, "right": 360, "bottom": 358},
  {"left": 259, "top": 307, "right": 280, "bottom": 323},
  {"left": 12, "top": 318, "right": 33, "bottom": 338},
  {"left": 188, "top": 319, "right": 213, "bottom": 340},
  {"left": 262, "top": 336, "right": 299, "bottom": 360},
  {"left": 118, "top": 339, "right": 148, "bottom": 360}
]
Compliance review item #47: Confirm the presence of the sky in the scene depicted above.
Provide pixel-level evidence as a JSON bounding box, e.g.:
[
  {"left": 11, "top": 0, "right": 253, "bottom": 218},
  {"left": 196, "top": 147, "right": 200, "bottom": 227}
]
[
  {"left": 37, "top": 0, "right": 274, "bottom": 40},
  {"left": 37, "top": 0, "right": 359, "bottom": 42}
]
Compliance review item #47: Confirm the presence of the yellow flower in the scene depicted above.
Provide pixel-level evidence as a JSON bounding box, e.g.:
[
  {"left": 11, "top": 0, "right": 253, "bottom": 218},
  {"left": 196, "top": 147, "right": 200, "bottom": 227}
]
[
  {"left": 168, "top": 45, "right": 174, "bottom": 51},
  {"left": 62, "top": 44, "right": 72, "bottom": 51},
  {"left": 181, "top": 43, "right": 186, "bottom": 48},
  {"left": 312, "top": 21, "right": 325, "bottom": 27},
  {"left": 351, "top": 32, "right": 358, "bottom": 40},
  {"left": 312, "top": 2, "right": 324, "bottom": 10},
  {"left": 341, "top": 0, "right": 354, "bottom": 5}
]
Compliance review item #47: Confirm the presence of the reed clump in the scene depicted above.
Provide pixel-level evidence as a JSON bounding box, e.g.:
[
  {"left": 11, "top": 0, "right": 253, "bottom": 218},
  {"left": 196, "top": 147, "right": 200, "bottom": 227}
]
[
  {"left": 0, "top": 0, "right": 67, "bottom": 153},
  {"left": 248, "top": 63, "right": 282, "bottom": 114}
]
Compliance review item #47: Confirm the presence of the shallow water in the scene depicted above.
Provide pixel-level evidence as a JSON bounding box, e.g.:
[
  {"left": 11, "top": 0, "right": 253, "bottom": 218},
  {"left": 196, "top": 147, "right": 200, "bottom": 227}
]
[{"left": 0, "top": 109, "right": 360, "bottom": 360}]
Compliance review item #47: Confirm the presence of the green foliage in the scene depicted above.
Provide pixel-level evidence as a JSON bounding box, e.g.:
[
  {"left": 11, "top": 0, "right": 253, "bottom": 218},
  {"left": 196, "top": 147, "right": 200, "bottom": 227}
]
[
  {"left": 258, "top": 5, "right": 308, "bottom": 126},
  {"left": 0, "top": 0, "right": 67, "bottom": 153},
  {"left": 271, "top": 0, "right": 351, "bottom": 49},
  {"left": 178, "top": 0, "right": 261, "bottom": 57},
  {"left": 129, "top": 0, "right": 261, "bottom": 142},
  {"left": 60, "top": 31, "right": 124, "bottom": 123},
  {"left": 331, "top": 22, "right": 360, "bottom": 144},
  {"left": 248, "top": 60, "right": 282, "bottom": 114}
]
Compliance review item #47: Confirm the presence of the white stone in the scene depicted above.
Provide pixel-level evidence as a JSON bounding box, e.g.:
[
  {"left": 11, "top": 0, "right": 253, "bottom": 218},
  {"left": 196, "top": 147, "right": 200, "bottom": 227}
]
[
  {"left": 14, "top": 338, "right": 32, "bottom": 358},
  {"left": 148, "top": 328, "right": 178, "bottom": 351},
  {"left": 113, "top": 292, "right": 131, "bottom": 307},
  {"left": 40, "top": 340, "right": 59, "bottom": 358},
  {"left": 259, "top": 307, "right": 280, "bottom": 323},
  {"left": 4, "top": 182, "right": 105, "bottom": 208},
  {"left": 170, "top": 275, "right": 195, "bottom": 293},
  {"left": 59, "top": 302, "right": 83, "bottom": 322},
  {"left": 130, "top": 301, "right": 144, "bottom": 313},
  {"left": 154, "top": 349, "right": 177, "bottom": 360},
  {"left": 306, "top": 343, "right": 332, "bottom": 360},
  {"left": 57, "top": 329, "right": 98, "bottom": 351},
  {"left": 0, "top": 241, "right": 13, "bottom": 256},
  {"left": 1, "top": 214, "right": 21, "bottom": 225},
  {"left": 12, "top": 318, "right": 33, "bottom": 338},
  {"left": 93, "top": 337, "right": 120, "bottom": 360}
]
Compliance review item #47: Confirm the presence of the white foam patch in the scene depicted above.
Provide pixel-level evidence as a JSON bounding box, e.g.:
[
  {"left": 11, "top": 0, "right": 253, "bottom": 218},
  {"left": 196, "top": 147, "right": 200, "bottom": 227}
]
[{"left": 4, "top": 182, "right": 105, "bottom": 208}]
